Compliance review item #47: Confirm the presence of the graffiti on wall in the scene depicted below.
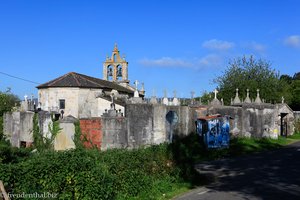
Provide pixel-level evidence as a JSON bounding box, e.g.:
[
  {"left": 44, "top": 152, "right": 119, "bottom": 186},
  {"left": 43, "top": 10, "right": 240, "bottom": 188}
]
[{"left": 196, "top": 115, "right": 230, "bottom": 149}]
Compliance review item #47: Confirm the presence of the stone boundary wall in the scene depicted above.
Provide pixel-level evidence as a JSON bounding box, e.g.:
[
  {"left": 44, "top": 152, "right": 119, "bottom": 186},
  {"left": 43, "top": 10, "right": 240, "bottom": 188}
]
[
  {"left": 3, "top": 111, "right": 51, "bottom": 148},
  {"left": 3, "top": 103, "right": 296, "bottom": 151},
  {"left": 101, "top": 117, "right": 127, "bottom": 150}
]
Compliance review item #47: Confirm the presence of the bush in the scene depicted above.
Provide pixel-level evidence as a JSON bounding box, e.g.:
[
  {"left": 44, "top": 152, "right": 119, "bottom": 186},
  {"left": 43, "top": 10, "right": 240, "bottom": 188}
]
[
  {"left": 1, "top": 150, "right": 116, "bottom": 199},
  {"left": 0, "top": 139, "right": 31, "bottom": 164},
  {"left": 0, "top": 144, "right": 183, "bottom": 199}
]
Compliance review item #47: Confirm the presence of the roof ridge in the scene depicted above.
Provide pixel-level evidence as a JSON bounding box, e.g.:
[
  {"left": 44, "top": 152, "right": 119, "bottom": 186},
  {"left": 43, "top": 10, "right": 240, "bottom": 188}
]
[
  {"left": 77, "top": 73, "right": 108, "bottom": 88},
  {"left": 71, "top": 72, "right": 81, "bottom": 86},
  {"left": 38, "top": 72, "right": 71, "bottom": 87},
  {"left": 36, "top": 72, "right": 134, "bottom": 94}
]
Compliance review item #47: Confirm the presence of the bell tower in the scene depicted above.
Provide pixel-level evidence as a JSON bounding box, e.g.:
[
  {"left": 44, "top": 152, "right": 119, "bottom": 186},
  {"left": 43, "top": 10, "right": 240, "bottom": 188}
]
[{"left": 103, "top": 44, "right": 129, "bottom": 85}]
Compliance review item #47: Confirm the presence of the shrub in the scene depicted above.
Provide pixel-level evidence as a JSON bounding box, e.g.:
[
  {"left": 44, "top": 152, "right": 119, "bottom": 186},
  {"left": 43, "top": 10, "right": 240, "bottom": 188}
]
[
  {"left": 0, "top": 140, "right": 31, "bottom": 164},
  {"left": 1, "top": 150, "right": 116, "bottom": 199},
  {"left": 0, "top": 144, "right": 183, "bottom": 199}
]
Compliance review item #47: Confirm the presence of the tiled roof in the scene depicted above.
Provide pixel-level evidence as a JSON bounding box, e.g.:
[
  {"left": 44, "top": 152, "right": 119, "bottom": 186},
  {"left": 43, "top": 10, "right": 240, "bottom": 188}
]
[{"left": 36, "top": 72, "right": 134, "bottom": 94}]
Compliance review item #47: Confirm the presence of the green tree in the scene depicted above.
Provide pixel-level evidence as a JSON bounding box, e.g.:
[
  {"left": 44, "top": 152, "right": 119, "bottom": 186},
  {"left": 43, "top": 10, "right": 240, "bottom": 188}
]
[
  {"left": 279, "top": 72, "right": 300, "bottom": 110},
  {"left": 293, "top": 72, "right": 300, "bottom": 80},
  {"left": 290, "top": 79, "right": 300, "bottom": 110},
  {"left": 196, "top": 91, "right": 213, "bottom": 105},
  {"left": 0, "top": 89, "right": 20, "bottom": 140},
  {"left": 213, "top": 56, "right": 287, "bottom": 105}
]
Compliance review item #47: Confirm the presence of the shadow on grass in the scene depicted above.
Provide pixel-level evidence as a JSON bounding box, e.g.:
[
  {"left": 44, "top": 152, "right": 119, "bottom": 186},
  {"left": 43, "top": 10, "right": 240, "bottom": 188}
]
[{"left": 168, "top": 133, "right": 224, "bottom": 187}]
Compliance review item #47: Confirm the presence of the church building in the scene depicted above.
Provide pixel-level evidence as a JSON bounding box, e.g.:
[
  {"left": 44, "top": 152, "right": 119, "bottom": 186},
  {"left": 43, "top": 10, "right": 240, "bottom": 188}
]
[{"left": 36, "top": 44, "right": 144, "bottom": 118}]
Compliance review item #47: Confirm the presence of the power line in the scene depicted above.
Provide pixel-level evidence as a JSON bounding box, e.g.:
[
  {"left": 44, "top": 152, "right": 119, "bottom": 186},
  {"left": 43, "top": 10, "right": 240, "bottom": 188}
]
[{"left": 0, "top": 71, "right": 41, "bottom": 85}]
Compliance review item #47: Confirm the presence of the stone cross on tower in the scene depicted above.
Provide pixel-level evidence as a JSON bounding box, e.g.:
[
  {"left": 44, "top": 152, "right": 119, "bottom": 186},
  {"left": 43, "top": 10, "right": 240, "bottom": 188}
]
[{"left": 214, "top": 89, "right": 218, "bottom": 99}]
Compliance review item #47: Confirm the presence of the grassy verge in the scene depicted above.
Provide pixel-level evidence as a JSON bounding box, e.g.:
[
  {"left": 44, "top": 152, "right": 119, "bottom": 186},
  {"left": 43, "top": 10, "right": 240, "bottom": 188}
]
[{"left": 0, "top": 132, "right": 299, "bottom": 200}]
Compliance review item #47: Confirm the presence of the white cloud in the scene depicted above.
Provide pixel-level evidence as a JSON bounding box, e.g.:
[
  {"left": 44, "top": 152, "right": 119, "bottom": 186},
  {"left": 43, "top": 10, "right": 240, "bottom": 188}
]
[
  {"left": 202, "top": 39, "right": 235, "bottom": 50},
  {"left": 249, "top": 42, "right": 266, "bottom": 52},
  {"left": 197, "top": 54, "right": 222, "bottom": 67},
  {"left": 138, "top": 54, "right": 223, "bottom": 69},
  {"left": 284, "top": 35, "right": 300, "bottom": 48},
  {"left": 138, "top": 57, "right": 193, "bottom": 68}
]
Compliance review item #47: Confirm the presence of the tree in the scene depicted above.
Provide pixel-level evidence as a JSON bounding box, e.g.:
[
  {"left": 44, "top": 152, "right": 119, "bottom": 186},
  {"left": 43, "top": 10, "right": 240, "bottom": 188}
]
[
  {"left": 213, "top": 56, "right": 287, "bottom": 105},
  {"left": 291, "top": 80, "right": 300, "bottom": 110},
  {"left": 195, "top": 91, "right": 213, "bottom": 105},
  {"left": 0, "top": 89, "right": 20, "bottom": 140},
  {"left": 293, "top": 72, "right": 300, "bottom": 80},
  {"left": 279, "top": 72, "right": 300, "bottom": 110}
]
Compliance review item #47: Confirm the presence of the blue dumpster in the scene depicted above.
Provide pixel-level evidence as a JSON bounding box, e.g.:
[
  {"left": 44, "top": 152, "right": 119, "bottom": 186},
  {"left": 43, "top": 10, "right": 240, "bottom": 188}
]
[{"left": 196, "top": 114, "right": 230, "bottom": 149}]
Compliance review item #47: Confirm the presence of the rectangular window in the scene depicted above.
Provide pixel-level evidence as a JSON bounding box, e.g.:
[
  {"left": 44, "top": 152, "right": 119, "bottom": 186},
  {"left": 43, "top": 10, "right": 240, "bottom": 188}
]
[{"left": 59, "top": 99, "right": 65, "bottom": 109}]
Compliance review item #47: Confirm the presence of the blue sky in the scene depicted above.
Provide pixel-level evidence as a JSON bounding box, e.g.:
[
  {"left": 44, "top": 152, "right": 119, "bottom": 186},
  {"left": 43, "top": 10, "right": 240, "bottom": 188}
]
[{"left": 0, "top": 0, "right": 300, "bottom": 99}]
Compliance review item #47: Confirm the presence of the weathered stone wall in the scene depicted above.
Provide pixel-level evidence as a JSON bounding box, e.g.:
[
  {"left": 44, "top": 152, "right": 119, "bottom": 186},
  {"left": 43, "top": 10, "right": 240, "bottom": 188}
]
[
  {"left": 126, "top": 104, "right": 154, "bottom": 148},
  {"left": 4, "top": 101, "right": 296, "bottom": 151},
  {"left": 152, "top": 104, "right": 167, "bottom": 144},
  {"left": 276, "top": 104, "right": 295, "bottom": 136},
  {"left": 167, "top": 106, "right": 195, "bottom": 137},
  {"left": 101, "top": 117, "right": 127, "bottom": 150},
  {"left": 4, "top": 111, "right": 77, "bottom": 150},
  {"left": 54, "top": 116, "right": 77, "bottom": 150},
  {"left": 4, "top": 111, "right": 48, "bottom": 147},
  {"left": 207, "top": 104, "right": 284, "bottom": 138},
  {"left": 125, "top": 104, "right": 195, "bottom": 146}
]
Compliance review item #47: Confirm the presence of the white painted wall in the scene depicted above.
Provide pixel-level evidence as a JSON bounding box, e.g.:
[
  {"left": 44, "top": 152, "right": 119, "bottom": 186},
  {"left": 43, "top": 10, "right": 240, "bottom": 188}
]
[{"left": 38, "top": 87, "right": 125, "bottom": 118}]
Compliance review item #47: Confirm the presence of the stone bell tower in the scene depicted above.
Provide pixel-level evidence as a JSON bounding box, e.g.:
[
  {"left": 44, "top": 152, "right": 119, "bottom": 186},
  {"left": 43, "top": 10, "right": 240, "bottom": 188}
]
[{"left": 103, "top": 44, "right": 129, "bottom": 86}]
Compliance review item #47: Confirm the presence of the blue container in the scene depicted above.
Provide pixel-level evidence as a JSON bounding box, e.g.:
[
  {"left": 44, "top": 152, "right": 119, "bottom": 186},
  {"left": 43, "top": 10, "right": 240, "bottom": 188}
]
[{"left": 196, "top": 114, "right": 230, "bottom": 149}]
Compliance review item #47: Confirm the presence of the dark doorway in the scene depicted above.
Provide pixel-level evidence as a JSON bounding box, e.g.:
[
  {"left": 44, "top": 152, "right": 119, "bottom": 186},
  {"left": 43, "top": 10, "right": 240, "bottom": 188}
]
[{"left": 280, "top": 113, "right": 288, "bottom": 137}]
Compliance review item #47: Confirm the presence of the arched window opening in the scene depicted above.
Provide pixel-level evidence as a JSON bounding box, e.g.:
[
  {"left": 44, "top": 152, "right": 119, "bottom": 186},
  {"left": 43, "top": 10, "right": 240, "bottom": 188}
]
[
  {"left": 107, "top": 65, "right": 113, "bottom": 81},
  {"left": 116, "top": 65, "right": 122, "bottom": 80}
]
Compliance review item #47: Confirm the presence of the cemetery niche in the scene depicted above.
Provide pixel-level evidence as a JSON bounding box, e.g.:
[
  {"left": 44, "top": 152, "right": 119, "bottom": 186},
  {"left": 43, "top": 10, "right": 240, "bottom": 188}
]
[{"left": 196, "top": 114, "right": 230, "bottom": 149}]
